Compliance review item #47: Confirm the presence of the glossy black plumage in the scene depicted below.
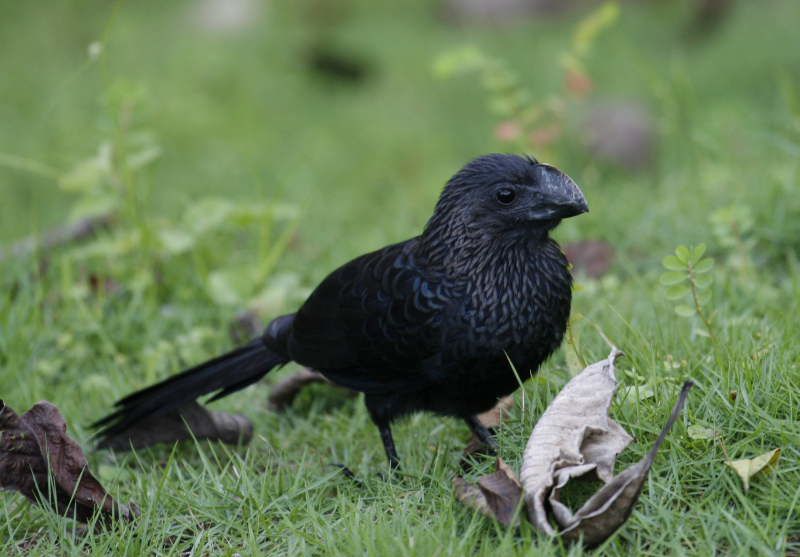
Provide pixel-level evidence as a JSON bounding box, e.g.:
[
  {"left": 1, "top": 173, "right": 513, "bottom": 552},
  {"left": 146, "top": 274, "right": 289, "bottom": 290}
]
[{"left": 94, "top": 154, "right": 588, "bottom": 468}]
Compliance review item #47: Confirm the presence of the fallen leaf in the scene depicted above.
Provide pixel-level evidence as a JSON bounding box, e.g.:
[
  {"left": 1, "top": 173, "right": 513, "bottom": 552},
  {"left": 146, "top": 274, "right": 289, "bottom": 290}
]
[
  {"left": 454, "top": 458, "right": 523, "bottom": 527},
  {"left": 97, "top": 401, "right": 252, "bottom": 451},
  {"left": 454, "top": 476, "right": 492, "bottom": 517},
  {"left": 558, "top": 381, "right": 692, "bottom": 547},
  {"left": 520, "top": 348, "right": 632, "bottom": 536},
  {"left": 0, "top": 400, "right": 138, "bottom": 524},
  {"left": 478, "top": 458, "right": 523, "bottom": 527},
  {"left": 508, "top": 348, "right": 690, "bottom": 547},
  {"left": 725, "top": 448, "right": 781, "bottom": 491},
  {"left": 687, "top": 424, "right": 716, "bottom": 440}
]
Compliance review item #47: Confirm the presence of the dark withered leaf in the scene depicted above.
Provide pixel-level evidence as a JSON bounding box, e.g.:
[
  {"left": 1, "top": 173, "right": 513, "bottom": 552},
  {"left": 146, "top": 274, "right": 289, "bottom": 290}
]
[
  {"left": 455, "top": 347, "right": 693, "bottom": 548},
  {"left": 559, "top": 381, "right": 693, "bottom": 547},
  {"left": 454, "top": 476, "right": 492, "bottom": 516},
  {"left": 523, "top": 348, "right": 692, "bottom": 546},
  {"left": 0, "top": 399, "right": 138, "bottom": 524},
  {"left": 97, "top": 401, "right": 252, "bottom": 451},
  {"left": 478, "top": 458, "right": 523, "bottom": 527},
  {"left": 522, "top": 349, "right": 631, "bottom": 536},
  {"left": 454, "top": 458, "right": 523, "bottom": 527}
]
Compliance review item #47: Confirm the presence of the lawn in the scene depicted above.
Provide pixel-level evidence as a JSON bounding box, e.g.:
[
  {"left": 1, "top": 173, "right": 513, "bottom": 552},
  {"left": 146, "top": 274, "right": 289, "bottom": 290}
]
[{"left": 1, "top": 0, "right": 799, "bottom": 555}]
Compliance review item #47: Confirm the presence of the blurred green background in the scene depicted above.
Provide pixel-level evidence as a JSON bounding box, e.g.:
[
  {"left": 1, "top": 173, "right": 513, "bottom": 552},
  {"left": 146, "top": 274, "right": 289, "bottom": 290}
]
[
  {"left": 3, "top": 0, "right": 798, "bottom": 271},
  {"left": 2, "top": 1, "right": 800, "bottom": 554}
]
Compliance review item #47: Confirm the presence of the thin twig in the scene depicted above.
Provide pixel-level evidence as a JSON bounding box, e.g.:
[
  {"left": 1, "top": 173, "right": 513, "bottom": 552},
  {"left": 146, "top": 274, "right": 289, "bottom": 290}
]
[{"left": 0, "top": 213, "right": 115, "bottom": 263}]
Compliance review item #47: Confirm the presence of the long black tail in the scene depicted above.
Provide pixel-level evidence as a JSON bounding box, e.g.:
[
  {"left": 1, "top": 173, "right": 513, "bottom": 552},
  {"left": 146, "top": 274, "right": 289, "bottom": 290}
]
[{"left": 92, "top": 338, "right": 288, "bottom": 442}]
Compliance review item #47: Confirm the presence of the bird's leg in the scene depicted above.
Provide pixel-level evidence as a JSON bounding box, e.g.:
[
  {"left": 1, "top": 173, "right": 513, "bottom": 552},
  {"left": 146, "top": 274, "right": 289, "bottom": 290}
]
[
  {"left": 365, "top": 394, "right": 401, "bottom": 471},
  {"left": 465, "top": 415, "right": 498, "bottom": 452},
  {"left": 377, "top": 422, "right": 401, "bottom": 470}
]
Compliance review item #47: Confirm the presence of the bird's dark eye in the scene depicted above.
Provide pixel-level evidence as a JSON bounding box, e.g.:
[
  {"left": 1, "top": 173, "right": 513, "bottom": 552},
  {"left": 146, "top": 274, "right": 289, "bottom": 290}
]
[{"left": 495, "top": 187, "right": 516, "bottom": 205}]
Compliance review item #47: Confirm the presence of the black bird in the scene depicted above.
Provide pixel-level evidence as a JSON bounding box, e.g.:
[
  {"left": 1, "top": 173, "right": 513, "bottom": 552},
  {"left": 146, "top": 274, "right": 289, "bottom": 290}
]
[{"left": 93, "top": 154, "right": 588, "bottom": 468}]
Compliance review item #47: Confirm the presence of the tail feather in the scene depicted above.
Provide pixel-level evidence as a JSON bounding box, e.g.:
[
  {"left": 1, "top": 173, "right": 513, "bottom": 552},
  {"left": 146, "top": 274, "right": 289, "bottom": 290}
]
[{"left": 92, "top": 338, "right": 288, "bottom": 441}]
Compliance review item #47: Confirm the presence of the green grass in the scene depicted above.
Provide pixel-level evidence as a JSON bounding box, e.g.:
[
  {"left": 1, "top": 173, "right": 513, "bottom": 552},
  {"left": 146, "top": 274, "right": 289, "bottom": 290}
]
[{"left": 2, "top": 0, "right": 800, "bottom": 554}]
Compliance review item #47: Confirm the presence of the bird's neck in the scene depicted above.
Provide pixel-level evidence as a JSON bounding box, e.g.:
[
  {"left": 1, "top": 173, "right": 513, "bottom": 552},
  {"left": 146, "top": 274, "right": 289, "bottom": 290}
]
[{"left": 417, "top": 213, "right": 561, "bottom": 279}]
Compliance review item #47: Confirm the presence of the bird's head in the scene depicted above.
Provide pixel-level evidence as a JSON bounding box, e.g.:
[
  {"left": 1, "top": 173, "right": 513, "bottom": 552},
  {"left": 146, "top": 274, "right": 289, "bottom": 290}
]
[{"left": 427, "top": 154, "right": 588, "bottom": 242}]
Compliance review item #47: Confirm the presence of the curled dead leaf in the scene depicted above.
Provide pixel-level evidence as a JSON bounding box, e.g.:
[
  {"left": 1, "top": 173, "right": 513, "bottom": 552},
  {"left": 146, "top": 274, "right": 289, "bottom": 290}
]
[
  {"left": 0, "top": 400, "right": 138, "bottom": 524},
  {"left": 454, "top": 476, "right": 493, "bottom": 517},
  {"left": 521, "top": 348, "right": 632, "bottom": 536},
  {"left": 97, "top": 401, "right": 252, "bottom": 451},
  {"left": 521, "top": 349, "right": 692, "bottom": 546},
  {"left": 558, "top": 381, "right": 693, "bottom": 547},
  {"left": 454, "top": 348, "right": 693, "bottom": 548}
]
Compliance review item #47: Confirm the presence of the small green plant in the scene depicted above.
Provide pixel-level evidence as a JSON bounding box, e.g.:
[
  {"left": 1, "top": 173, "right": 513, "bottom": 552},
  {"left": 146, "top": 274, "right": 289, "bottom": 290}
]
[
  {"left": 4, "top": 78, "right": 300, "bottom": 316},
  {"left": 660, "top": 244, "right": 716, "bottom": 340},
  {"left": 433, "top": 2, "right": 619, "bottom": 159}
]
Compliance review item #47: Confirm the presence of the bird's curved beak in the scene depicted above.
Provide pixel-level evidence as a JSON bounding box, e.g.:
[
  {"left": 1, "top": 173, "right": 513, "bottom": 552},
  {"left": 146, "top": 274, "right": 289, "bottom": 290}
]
[{"left": 528, "top": 164, "right": 589, "bottom": 221}]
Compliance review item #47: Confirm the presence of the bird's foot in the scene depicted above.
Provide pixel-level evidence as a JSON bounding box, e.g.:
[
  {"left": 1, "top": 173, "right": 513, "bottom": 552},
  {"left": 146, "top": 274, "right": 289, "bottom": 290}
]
[{"left": 329, "top": 462, "right": 363, "bottom": 486}]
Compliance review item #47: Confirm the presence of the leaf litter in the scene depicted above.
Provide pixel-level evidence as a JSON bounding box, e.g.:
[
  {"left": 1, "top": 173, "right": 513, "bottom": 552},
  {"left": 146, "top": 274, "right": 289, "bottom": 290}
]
[
  {"left": 97, "top": 401, "right": 253, "bottom": 451},
  {"left": 454, "top": 348, "right": 693, "bottom": 548},
  {"left": 0, "top": 399, "right": 138, "bottom": 525},
  {"left": 725, "top": 448, "right": 781, "bottom": 491}
]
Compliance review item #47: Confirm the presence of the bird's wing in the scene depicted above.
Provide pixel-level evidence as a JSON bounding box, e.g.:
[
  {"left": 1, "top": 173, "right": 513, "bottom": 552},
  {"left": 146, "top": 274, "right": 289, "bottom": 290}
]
[{"left": 287, "top": 238, "right": 457, "bottom": 394}]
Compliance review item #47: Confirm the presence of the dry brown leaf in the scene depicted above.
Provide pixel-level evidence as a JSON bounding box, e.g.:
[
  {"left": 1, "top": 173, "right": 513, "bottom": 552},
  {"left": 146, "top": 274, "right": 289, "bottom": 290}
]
[
  {"left": 0, "top": 399, "right": 138, "bottom": 524},
  {"left": 97, "top": 401, "right": 252, "bottom": 451},
  {"left": 454, "top": 458, "right": 523, "bottom": 527},
  {"left": 454, "top": 348, "right": 693, "bottom": 548},
  {"left": 521, "top": 348, "right": 631, "bottom": 536},
  {"left": 454, "top": 476, "right": 493, "bottom": 517},
  {"left": 558, "top": 381, "right": 693, "bottom": 547},
  {"left": 478, "top": 458, "right": 523, "bottom": 527},
  {"left": 520, "top": 349, "right": 692, "bottom": 546}
]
